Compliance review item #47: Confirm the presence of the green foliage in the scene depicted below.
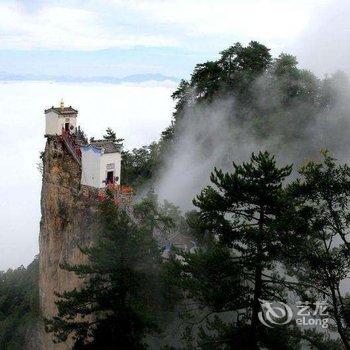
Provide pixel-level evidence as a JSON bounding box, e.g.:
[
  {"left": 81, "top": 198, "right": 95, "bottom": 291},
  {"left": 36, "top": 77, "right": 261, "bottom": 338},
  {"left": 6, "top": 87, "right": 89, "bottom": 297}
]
[
  {"left": 0, "top": 257, "right": 39, "bottom": 350},
  {"left": 118, "top": 41, "right": 350, "bottom": 193},
  {"left": 121, "top": 143, "right": 160, "bottom": 188},
  {"left": 271, "top": 54, "right": 320, "bottom": 106},
  {"left": 191, "top": 61, "right": 223, "bottom": 100},
  {"left": 45, "top": 195, "right": 170, "bottom": 349},
  {"left": 103, "top": 127, "right": 124, "bottom": 150},
  {"left": 165, "top": 152, "right": 350, "bottom": 349},
  {"left": 189, "top": 41, "right": 272, "bottom": 102},
  {"left": 166, "top": 152, "right": 305, "bottom": 349},
  {"left": 159, "top": 41, "right": 274, "bottom": 147},
  {"left": 37, "top": 151, "right": 45, "bottom": 174},
  {"left": 171, "top": 41, "right": 271, "bottom": 116},
  {"left": 288, "top": 152, "right": 350, "bottom": 349},
  {"left": 164, "top": 41, "right": 349, "bottom": 159}
]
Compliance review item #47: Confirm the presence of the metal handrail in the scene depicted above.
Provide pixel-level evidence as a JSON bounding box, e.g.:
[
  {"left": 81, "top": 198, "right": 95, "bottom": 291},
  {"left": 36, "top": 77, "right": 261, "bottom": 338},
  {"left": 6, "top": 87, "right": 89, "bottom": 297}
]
[{"left": 61, "top": 128, "right": 81, "bottom": 165}]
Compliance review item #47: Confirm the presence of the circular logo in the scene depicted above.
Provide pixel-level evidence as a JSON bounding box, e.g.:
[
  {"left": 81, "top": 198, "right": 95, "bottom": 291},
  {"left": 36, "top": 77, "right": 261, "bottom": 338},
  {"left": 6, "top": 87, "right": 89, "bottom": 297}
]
[{"left": 258, "top": 299, "right": 293, "bottom": 328}]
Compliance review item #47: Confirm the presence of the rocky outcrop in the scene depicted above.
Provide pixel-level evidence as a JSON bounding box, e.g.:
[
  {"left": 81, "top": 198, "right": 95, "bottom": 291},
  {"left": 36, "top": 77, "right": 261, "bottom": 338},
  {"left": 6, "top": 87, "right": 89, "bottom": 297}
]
[
  {"left": 38, "top": 136, "right": 190, "bottom": 350},
  {"left": 39, "top": 136, "right": 99, "bottom": 350}
]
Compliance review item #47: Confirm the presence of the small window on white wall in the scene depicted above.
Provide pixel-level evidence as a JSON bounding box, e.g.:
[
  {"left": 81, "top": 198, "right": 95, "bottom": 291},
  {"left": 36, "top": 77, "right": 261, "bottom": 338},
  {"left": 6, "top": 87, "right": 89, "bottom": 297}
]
[{"left": 106, "top": 163, "right": 115, "bottom": 170}]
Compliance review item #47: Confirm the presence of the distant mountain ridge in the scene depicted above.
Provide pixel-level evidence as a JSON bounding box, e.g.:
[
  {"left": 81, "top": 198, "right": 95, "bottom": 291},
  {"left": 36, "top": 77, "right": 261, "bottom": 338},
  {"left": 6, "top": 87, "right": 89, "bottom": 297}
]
[{"left": 0, "top": 72, "right": 180, "bottom": 84}]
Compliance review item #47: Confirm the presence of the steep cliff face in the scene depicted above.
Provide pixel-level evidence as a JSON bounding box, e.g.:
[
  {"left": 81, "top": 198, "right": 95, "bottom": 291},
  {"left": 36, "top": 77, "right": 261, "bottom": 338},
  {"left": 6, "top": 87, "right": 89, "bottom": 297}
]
[{"left": 39, "top": 136, "right": 99, "bottom": 350}]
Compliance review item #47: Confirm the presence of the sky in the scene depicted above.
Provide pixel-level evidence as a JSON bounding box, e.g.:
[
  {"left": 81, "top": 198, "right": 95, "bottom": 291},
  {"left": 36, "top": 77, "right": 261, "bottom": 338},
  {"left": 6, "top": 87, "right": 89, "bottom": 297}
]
[
  {"left": 0, "top": 0, "right": 344, "bottom": 79},
  {"left": 1, "top": 0, "right": 350, "bottom": 269}
]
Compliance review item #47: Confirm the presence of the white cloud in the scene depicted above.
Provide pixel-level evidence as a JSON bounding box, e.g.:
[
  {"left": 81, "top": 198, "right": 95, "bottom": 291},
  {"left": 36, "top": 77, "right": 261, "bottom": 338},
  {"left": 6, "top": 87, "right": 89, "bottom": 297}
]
[
  {"left": 111, "top": 0, "right": 330, "bottom": 49},
  {"left": 0, "top": 0, "right": 331, "bottom": 51},
  {"left": 122, "top": 0, "right": 308, "bottom": 36},
  {"left": 0, "top": 2, "right": 177, "bottom": 50},
  {"left": 290, "top": 0, "right": 350, "bottom": 76}
]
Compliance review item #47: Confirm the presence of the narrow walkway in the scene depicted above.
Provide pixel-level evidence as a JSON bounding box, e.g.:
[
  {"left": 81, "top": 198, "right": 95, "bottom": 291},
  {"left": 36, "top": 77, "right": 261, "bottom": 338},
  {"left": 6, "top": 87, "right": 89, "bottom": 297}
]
[{"left": 61, "top": 130, "right": 82, "bottom": 165}]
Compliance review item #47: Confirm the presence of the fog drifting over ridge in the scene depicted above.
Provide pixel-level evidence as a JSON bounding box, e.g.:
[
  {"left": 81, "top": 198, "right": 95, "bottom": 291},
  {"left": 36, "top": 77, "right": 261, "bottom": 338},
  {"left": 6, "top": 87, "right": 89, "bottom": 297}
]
[
  {"left": 156, "top": 72, "right": 350, "bottom": 210},
  {"left": 156, "top": 0, "right": 350, "bottom": 210}
]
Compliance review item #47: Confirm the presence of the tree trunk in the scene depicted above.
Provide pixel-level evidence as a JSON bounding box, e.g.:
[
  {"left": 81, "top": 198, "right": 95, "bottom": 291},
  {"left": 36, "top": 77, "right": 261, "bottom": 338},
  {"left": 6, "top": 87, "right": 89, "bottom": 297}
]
[
  {"left": 250, "top": 208, "right": 264, "bottom": 350},
  {"left": 250, "top": 262, "right": 263, "bottom": 350},
  {"left": 330, "top": 283, "right": 350, "bottom": 350}
]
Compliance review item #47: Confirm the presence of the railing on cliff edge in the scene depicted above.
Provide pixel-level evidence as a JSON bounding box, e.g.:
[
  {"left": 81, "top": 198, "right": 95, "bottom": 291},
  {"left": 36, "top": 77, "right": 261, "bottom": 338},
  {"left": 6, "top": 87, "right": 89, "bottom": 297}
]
[{"left": 61, "top": 128, "right": 82, "bottom": 166}]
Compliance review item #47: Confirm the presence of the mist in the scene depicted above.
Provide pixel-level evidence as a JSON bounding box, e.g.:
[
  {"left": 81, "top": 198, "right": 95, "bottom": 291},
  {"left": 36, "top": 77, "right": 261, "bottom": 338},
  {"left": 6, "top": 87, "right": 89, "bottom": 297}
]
[
  {"left": 156, "top": 71, "right": 350, "bottom": 210},
  {"left": 156, "top": 0, "right": 350, "bottom": 210},
  {"left": 156, "top": 98, "right": 258, "bottom": 210},
  {"left": 291, "top": 0, "right": 350, "bottom": 77}
]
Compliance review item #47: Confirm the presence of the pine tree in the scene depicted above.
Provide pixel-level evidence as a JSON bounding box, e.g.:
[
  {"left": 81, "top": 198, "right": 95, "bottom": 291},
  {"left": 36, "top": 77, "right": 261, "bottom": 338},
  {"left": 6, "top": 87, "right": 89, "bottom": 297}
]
[
  {"left": 103, "top": 127, "right": 124, "bottom": 150},
  {"left": 45, "top": 195, "right": 163, "bottom": 349},
  {"left": 167, "top": 152, "right": 303, "bottom": 349},
  {"left": 288, "top": 152, "right": 350, "bottom": 349}
]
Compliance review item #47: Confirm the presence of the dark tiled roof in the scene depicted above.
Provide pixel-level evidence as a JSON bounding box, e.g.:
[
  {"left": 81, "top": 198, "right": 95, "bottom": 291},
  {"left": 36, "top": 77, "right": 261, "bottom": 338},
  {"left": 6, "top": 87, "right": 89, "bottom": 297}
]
[
  {"left": 44, "top": 106, "right": 78, "bottom": 115},
  {"left": 90, "top": 140, "right": 120, "bottom": 154}
]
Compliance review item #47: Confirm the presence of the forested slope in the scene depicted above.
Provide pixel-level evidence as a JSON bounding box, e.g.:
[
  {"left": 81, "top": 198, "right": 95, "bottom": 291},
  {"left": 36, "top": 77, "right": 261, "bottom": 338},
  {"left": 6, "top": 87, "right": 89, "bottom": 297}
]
[
  {"left": 0, "top": 258, "right": 40, "bottom": 349},
  {"left": 123, "top": 41, "right": 350, "bottom": 198}
]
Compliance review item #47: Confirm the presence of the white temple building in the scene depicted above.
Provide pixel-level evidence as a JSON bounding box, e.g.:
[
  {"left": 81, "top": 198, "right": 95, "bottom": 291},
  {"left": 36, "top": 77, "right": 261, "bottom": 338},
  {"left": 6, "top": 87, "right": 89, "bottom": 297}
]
[
  {"left": 45, "top": 101, "right": 121, "bottom": 189},
  {"left": 45, "top": 100, "right": 78, "bottom": 136},
  {"left": 81, "top": 141, "right": 121, "bottom": 188}
]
